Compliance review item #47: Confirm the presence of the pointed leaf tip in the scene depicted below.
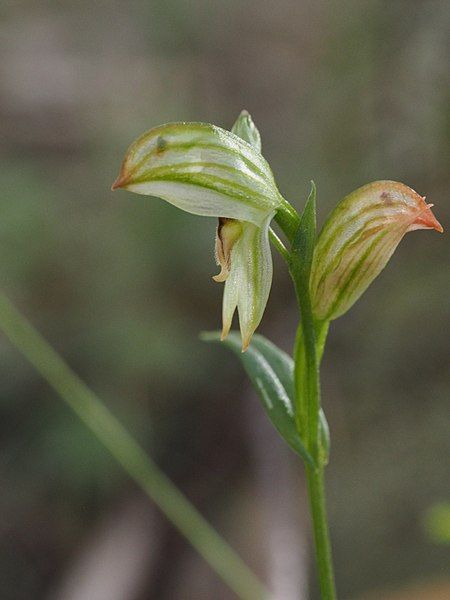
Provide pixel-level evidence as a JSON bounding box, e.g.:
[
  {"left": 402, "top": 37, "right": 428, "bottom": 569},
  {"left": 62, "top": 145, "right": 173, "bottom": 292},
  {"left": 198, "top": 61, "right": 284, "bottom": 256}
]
[
  {"left": 291, "top": 181, "right": 317, "bottom": 282},
  {"left": 203, "top": 331, "right": 315, "bottom": 466}
]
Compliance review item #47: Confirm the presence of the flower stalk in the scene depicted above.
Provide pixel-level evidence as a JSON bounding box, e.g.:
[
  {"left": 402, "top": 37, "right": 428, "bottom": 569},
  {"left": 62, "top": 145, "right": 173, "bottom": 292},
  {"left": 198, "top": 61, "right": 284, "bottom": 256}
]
[
  {"left": 287, "top": 184, "right": 337, "bottom": 599},
  {"left": 305, "top": 467, "right": 336, "bottom": 600},
  {"left": 293, "top": 311, "right": 337, "bottom": 599}
]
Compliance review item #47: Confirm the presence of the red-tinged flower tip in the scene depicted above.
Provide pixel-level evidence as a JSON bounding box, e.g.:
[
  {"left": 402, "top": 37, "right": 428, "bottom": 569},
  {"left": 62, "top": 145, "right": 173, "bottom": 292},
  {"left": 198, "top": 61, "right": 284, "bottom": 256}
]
[
  {"left": 310, "top": 181, "right": 443, "bottom": 322},
  {"left": 111, "top": 172, "right": 129, "bottom": 191},
  {"left": 408, "top": 200, "right": 443, "bottom": 233}
]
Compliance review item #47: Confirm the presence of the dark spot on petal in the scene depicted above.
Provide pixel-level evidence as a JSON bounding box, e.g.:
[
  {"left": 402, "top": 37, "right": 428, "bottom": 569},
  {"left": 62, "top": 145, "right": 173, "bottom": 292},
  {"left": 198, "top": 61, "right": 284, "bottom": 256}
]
[
  {"left": 156, "top": 136, "right": 167, "bottom": 154},
  {"left": 380, "top": 191, "right": 393, "bottom": 204}
]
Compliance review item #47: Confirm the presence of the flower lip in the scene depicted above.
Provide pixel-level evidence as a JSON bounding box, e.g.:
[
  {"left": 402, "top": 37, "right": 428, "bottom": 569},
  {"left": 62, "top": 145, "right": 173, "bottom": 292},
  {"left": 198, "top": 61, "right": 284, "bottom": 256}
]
[{"left": 213, "top": 218, "right": 243, "bottom": 283}]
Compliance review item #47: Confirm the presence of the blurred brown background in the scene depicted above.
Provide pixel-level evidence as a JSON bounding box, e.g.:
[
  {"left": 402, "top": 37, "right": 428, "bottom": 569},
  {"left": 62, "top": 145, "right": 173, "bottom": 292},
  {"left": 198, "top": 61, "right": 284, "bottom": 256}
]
[{"left": 0, "top": 1, "right": 449, "bottom": 599}]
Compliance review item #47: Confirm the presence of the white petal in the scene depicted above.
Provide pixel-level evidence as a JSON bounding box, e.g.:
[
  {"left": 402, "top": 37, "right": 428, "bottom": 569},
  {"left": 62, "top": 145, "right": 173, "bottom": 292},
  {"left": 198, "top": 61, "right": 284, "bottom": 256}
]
[
  {"left": 221, "top": 256, "right": 239, "bottom": 340},
  {"left": 221, "top": 213, "right": 274, "bottom": 350},
  {"left": 125, "top": 181, "right": 268, "bottom": 226}
]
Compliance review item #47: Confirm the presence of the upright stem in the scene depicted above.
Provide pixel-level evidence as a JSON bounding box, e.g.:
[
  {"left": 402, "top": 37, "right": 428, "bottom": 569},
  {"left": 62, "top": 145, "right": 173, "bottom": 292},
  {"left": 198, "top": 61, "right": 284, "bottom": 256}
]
[
  {"left": 292, "top": 279, "right": 337, "bottom": 599},
  {"left": 305, "top": 467, "right": 336, "bottom": 600},
  {"left": 293, "top": 285, "right": 320, "bottom": 461},
  {"left": 269, "top": 227, "right": 290, "bottom": 264}
]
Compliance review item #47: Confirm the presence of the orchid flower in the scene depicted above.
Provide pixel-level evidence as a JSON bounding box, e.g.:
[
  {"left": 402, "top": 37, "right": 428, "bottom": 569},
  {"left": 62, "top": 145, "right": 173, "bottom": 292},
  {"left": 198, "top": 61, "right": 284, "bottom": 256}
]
[
  {"left": 112, "top": 113, "right": 291, "bottom": 350},
  {"left": 310, "top": 180, "right": 443, "bottom": 321}
]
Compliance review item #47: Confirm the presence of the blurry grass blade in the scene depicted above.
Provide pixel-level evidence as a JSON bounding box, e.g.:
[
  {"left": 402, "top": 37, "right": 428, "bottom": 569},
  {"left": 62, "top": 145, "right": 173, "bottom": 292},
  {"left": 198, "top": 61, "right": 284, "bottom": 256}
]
[
  {"left": 231, "top": 110, "right": 262, "bottom": 152},
  {"left": 423, "top": 503, "right": 450, "bottom": 545},
  {"left": 202, "top": 331, "right": 315, "bottom": 467},
  {"left": 311, "top": 181, "right": 443, "bottom": 321},
  {"left": 0, "top": 293, "right": 269, "bottom": 600},
  {"left": 112, "top": 122, "right": 281, "bottom": 226}
]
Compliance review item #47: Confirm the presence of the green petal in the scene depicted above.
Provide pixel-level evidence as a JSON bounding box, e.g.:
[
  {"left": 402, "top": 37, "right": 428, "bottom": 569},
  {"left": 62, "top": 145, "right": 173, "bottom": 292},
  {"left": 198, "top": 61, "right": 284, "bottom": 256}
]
[
  {"left": 112, "top": 122, "right": 281, "bottom": 225},
  {"left": 231, "top": 110, "right": 262, "bottom": 152}
]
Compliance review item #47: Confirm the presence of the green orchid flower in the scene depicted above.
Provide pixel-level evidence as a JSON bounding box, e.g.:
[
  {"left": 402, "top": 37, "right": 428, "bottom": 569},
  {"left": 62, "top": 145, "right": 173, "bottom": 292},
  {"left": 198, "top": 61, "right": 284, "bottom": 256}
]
[{"left": 112, "top": 115, "right": 290, "bottom": 350}]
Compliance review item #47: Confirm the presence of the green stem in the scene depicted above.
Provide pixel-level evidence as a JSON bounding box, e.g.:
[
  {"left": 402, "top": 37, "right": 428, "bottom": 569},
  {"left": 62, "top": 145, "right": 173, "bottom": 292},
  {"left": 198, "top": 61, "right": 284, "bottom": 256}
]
[
  {"left": 293, "top": 320, "right": 329, "bottom": 443},
  {"left": 293, "top": 286, "right": 320, "bottom": 460},
  {"left": 0, "top": 292, "right": 268, "bottom": 600},
  {"left": 274, "top": 198, "right": 301, "bottom": 242},
  {"left": 292, "top": 281, "right": 336, "bottom": 599},
  {"left": 293, "top": 322, "right": 308, "bottom": 441},
  {"left": 269, "top": 227, "right": 290, "bottom": 263},
  {"left": 305, "top": 466, "right": 336, "bottom": 600}
]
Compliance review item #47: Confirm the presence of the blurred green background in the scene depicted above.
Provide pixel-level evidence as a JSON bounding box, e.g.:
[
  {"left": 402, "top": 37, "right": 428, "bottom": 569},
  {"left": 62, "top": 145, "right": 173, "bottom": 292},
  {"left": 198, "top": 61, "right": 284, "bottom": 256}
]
[{"left": 0, "top": 1, "right": 449, "bottom": 599}]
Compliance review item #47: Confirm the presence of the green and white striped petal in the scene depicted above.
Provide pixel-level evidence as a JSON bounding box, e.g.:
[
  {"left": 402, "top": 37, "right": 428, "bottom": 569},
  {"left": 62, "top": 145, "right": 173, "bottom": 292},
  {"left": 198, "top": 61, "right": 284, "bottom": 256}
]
[
  {"left": 311, "top": 181, "right": 443, "bottom": 321},
  {"left": 219, "top": 212, "right": 274, "bottom": 351},
  {"left": 112, "top": 122, "right": 281, "bottom": 225},
  {"left": 112, "top": 115, "right": 284, "bottom": 350},
  {"left": 231, "top": 110, "right": 262, "bottom": 152}
]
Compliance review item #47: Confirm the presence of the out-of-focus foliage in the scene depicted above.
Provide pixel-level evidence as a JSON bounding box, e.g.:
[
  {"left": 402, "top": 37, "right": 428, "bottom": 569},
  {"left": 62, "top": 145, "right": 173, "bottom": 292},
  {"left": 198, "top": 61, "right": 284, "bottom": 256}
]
[
  {"left": 0, "top": 1, "right": 448, "bottom": 599},
  {"left": 424, "top": 503, "right": 450, "bottom": 545}
]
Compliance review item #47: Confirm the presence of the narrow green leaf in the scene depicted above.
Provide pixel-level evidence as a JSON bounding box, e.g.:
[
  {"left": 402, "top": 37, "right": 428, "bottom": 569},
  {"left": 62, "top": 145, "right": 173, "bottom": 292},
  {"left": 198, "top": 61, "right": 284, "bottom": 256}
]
[
  {"left": 252, "top": 333, "right": 330, "bottom": 464},
  {"left": 289, "top": 183, "right": 320, "bottom": 457},
  {"left": 249, "top": 334, "right": 295, "bottom": 398},
  {"left": 0, "top": 293, "right": 268, "bottom": 600},
  {"left": 291, "top": 181, "right": 317, "bottom": 281},
  {"left": 201, "top": 331, "right": 315, "bottom": 467}
]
